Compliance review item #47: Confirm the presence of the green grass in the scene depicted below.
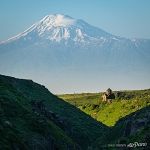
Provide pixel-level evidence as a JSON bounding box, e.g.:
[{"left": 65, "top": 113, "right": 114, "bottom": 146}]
[
  {"left": 96, "top": 98, "right": 149, "bottom": 126},
  {"left": 58, "top": 89, "right": 150, "bottom": 126},
  {"left": 59, "top": 93, "right": 101, "bottom": 106},
  {"left": 1, "top": 74, "right": 150, "bottom": 150},
  {"left": 59, "top": 90, "right": 150, "bottom": 149}
]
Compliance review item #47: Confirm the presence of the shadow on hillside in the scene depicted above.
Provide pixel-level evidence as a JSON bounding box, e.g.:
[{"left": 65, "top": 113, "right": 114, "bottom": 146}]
[
  {"left": 1, "top": 74, "right": 149, "bottom": 150},
  {"left": 0, "top": 74, "right": 109, "bottom": 150},
  {"left": 48, "top": 95, "right": 110, "bottom": 148},
  {"left": 94, "top": 106, "right": 150, "bottom": 149},
  {"left": 55, "top": 93, "right": 150, "bottom": 149}
]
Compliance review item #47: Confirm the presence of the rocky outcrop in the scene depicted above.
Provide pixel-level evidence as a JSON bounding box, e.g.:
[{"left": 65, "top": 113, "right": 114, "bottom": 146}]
[
  {"left": 115, "top": 107, "right": 150, "bottom": 149},
  {"left": 102, "top": 88, "right": 115, "bottom": 103}
]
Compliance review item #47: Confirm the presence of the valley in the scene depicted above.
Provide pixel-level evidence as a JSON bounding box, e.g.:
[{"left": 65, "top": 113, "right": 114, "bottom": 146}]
[{"left": 0, "top": 74, "right": 149, "bottom": 149}]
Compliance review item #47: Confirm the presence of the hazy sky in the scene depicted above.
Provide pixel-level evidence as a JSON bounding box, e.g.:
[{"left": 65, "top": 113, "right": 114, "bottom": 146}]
[{"left": 0, "top": 0, "right": 150, "bottom": 41}]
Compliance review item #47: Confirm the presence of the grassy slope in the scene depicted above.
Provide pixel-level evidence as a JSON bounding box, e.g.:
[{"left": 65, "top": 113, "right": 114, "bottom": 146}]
[
  {"left": 0, "top": 74, "right": 108, "bottom": 150},
  {"left": 59, "top": 93, "right": 100, "bottom": 106},
  {"left": 0, "top": 75, "right": 78, "bottom": 150},
  {"left": 59, "top": 90, "right": 150, "bottom": 149},
  {"left": 1, "top": 74, "right": 149, "bottom": 149},
  {"left": 59, "top": 90, "right": 150, "bottom": 126},
  {"left": 94, "top": 106, "right": 150, "bottom": 149}
]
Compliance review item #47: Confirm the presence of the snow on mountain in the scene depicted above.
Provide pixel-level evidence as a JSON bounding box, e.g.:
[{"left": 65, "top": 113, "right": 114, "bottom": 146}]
[
  {"left": 1, "top": 14, "right": 113, "bottom": 45},
  {"left": 0, "top": 14, "right": 150, "bottom": 93}
]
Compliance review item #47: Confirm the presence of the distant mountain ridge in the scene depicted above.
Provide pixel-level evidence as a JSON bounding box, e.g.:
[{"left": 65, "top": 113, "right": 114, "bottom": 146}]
[{"left": 0, "top": 14, "right": 150, "bottom": 93}]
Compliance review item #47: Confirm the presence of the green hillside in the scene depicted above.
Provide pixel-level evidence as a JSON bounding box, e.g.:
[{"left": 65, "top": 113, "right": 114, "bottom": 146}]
[
  {"left": 59, "top": 89, "right": 150, "bottom": 149},
  {"left": 0, "top": 75, "right": 79, "bottom": 150},
  {"left": 94, "top": 106, "right": 150, "bottom": 149},
  {"left": 0, "top": 74, "right": 150, "bottom": 149},
  {"left": 0, "top": 74, "right": 108, "bottom": 150},
  {"left": 59, "top": 90, "right": 150, "bottom": 126}
]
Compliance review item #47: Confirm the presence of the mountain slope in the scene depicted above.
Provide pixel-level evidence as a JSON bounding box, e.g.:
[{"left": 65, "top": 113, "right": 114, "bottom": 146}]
[
  {"left": 0, "top": 74, "right": 109, "bottom": 150},
  {"left": 59, "top": 89, "right": 150, "bottom": 126},
  {"left": 0, "top": 14, "right": 150, "bottom": 93},
  {"left": 1, "top": 74, "right": 150, "bottom": 149},
  {"left": 94, "top": 106, "right": 150, "bottom": 149},
  {"left": 0, "top": 14, "right": 112, "bottom": 45},
  {"left": 0, "top": 74, "right": 79, "bottom": 150},
  {"left": 59, "top": 90, "right": 150, "bottom": 149}
]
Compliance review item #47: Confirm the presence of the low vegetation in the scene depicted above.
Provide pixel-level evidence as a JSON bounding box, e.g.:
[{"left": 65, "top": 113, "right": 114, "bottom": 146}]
[
  {"left": 0, "top": 74, "right": 149, "bottom": 149},
  {"left": 0, "top": 74, "right": 108, "bottom": 150},
  {"left": 59, "top": 89, "right": 150, "bottom": 126},
  {"left": 59, "top": 89, "right": 150, "bottom": 149}
]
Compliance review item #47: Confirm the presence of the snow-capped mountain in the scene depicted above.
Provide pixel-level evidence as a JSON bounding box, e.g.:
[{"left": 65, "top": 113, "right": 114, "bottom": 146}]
[
  {"left": 0, "top": 14, "right": 150, "bottom": 93},
  {"left": 1, "top": 14, "right": 112, "bottom": 45}
]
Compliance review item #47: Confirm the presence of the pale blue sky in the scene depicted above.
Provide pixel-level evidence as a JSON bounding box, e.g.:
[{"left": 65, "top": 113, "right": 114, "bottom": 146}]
[{"left": 0, "top": 0, "right": 150, "bottom": 41}]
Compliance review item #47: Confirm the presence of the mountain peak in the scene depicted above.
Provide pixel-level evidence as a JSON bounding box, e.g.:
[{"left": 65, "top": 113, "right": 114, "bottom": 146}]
[
  {"left": 0, "top": 14, "right": 112, "bottom": 44},
  {"left": 39, "top": 14, "right": 76, "bottom": 27}
]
